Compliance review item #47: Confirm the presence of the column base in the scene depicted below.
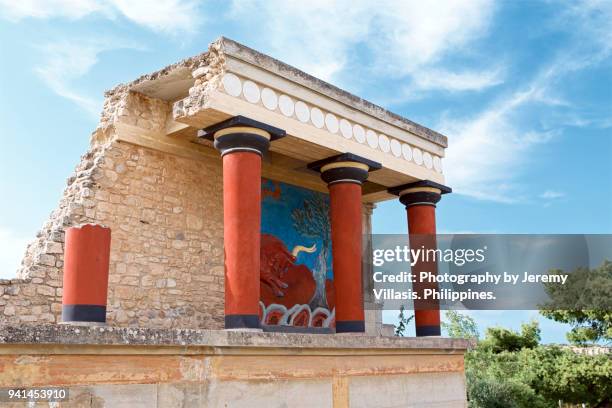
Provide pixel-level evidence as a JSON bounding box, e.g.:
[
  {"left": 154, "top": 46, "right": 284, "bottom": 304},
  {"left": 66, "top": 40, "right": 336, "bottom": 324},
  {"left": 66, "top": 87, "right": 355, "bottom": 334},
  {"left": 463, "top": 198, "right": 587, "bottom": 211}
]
[
  {"left": 225, "top": 314, "right": 261, "bottom": 330},
  {"left": 58, "top": 321, "right": 106, "bottom": 327},
  {"left": 415, "top": 325, "right": 441, "bottom": 337},
  {"left": 225, "top": 328, "right": 263, "bottom": 333},
  {"left": 61, "top": 305, "right": 106, "bottom": 324},
  {"left": 336, "top": 320, "right": 365, "bottom": 333}
]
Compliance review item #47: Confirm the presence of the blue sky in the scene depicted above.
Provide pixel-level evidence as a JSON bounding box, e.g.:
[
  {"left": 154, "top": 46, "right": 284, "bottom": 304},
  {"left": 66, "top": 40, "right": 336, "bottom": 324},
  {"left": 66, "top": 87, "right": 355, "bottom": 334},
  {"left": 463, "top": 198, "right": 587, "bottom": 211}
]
[{"left": 0, "top": 1, "right": 610, "bottom": 343}]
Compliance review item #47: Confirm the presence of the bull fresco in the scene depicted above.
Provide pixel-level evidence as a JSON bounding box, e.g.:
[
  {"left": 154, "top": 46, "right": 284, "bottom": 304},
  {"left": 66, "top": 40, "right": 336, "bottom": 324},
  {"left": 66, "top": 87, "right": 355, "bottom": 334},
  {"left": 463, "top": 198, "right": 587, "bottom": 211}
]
[{"left": 260, "top": 179, "right": 335, "bottom": 328}]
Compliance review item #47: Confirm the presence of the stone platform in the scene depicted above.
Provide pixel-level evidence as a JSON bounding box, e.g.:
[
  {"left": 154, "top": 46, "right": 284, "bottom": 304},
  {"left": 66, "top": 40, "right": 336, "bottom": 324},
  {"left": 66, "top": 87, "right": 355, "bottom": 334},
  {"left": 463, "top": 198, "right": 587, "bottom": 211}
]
[{"left": 0, "top": 324, "right": 469, "bottom": 407}]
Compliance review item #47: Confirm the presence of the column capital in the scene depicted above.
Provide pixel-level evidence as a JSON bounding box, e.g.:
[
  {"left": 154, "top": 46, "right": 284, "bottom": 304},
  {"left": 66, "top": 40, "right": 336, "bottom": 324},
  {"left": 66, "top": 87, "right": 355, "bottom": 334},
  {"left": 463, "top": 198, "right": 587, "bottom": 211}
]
[
  {"left": 388, "top": 180, "right": 452, "bottom": 207},
  {"left": 197, "top": 115, "right": 285, "bottom": 156},
  {"left": 308, "top": 153, "right": 382, "bottom": 185}
]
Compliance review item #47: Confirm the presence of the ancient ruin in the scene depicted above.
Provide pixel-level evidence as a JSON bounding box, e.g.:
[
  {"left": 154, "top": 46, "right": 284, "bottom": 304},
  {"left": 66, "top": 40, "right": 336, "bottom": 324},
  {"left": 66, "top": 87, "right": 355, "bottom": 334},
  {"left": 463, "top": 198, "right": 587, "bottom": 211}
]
[{"left": 0, "top": 37, "right": 468, "bottom": 407}]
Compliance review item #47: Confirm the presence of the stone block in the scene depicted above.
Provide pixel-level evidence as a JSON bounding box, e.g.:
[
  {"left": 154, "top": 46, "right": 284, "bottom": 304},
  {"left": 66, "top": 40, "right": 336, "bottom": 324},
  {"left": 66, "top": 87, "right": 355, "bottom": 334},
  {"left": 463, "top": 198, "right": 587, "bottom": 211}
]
[
  {"left": 205, "top": 379, "right": 333, "bottom": 408},
  {"left": 45, "top": 241, "right": 64, "bottom": 254},
  {"left": 3, "top": 305, "right": 15, "bottom": 316},
  {"left": 88, "top": 384, "right": 157, "bottom": 408},
  {"left": 349, "top": 372, "right": 467, "bottom": 408},
  {"left": 38, "top": 254, "right": 56, "bottom": 267},
  {"left": 37, "top": 285, "right": 55, "bottom": 297}
]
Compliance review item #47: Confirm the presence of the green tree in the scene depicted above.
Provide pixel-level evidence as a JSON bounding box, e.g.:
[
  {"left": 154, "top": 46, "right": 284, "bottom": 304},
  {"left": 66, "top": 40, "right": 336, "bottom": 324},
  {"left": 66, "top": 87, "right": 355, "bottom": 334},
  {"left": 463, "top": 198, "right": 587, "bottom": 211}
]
[
  {"left": 466, "top": 321, "right": 612, "bottom": 408},
  {"left": 394, "top": 305, "right": 414, "bottom": 337},
  {"left": 442, "top": 310, "right": 479, "bottom": 340},
  {"left": 540, "top": 260, "right": 612, "bottom": 345},
  {"left": 518, "top": 346, "right": 612, "bottom": 406},
  {"left": 479, "top": 321, "right": 540, "bottom": 353}
]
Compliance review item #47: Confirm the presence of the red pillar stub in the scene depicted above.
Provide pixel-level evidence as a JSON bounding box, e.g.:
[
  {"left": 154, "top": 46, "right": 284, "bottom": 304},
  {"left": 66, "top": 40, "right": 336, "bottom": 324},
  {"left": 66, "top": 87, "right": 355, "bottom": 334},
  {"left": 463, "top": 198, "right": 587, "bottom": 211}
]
[{"left": 61, "top": 224, "right": 111, "bottom": 324}]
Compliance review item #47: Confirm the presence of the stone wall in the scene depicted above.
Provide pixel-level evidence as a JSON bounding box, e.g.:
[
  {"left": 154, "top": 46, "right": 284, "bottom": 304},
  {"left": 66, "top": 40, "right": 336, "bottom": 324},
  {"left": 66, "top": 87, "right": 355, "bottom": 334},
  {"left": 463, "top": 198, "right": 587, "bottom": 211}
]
[
  {"left": 0, "top": 85, "right": 379, "bottom": 331},
  {"left": 1, "top": 90, "right": 226, "bottom": 329},
  {"left": 1, "top": 139, "right": 225, "bottom": 328},
  {"left": 0, "top": 325, "right": 470, "bottom": 408}
]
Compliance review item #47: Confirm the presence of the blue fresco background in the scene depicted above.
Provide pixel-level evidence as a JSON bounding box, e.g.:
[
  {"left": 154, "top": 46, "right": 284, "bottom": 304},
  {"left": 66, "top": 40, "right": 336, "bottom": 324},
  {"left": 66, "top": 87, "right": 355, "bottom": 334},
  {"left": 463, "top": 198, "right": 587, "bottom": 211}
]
[{"left": 261, "top": 178, "right": 333, "bottom": 280}]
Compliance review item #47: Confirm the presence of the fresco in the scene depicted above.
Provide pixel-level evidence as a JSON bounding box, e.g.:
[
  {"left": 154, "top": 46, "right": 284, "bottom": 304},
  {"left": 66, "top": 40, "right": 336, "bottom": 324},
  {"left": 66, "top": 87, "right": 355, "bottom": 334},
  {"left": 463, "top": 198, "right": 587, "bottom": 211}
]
[{"left": 259, "top": 178, "right": 335, "bottom": 328}]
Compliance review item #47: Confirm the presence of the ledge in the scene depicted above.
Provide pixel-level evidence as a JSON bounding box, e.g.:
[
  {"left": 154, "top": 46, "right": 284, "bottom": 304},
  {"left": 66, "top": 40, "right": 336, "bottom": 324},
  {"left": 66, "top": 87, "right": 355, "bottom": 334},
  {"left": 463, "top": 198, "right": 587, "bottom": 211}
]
[
  {"left": 218, "top": 37, "right": 448, "bottom": 148},
  {"left": 0, "top": 324, "right": 470, "bottom": 353}
]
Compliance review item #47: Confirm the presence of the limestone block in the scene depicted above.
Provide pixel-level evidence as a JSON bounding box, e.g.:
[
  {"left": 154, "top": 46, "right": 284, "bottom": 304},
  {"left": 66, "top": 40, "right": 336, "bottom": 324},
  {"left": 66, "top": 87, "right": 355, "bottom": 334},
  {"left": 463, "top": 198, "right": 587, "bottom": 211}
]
[
  {"left": 38, "top": 254, "right": 56, "bottom": 267},
  {"left": 349, "top": 372, "right": 467, "bottom": 408},
  {"left": 45, "top": 241, "right": 64, "bottom": 254},
  {"left": 205, "top": 379, "right": 332, "bottom": 408},
  {"left": 36, "top": 285, "right": 55, "bottom": 297},
  {"left": 3, "top": 305, "right": 15, "bottom": 316},
  {"left": 88, "top": 384, "right": 157, "bottom": 408}
]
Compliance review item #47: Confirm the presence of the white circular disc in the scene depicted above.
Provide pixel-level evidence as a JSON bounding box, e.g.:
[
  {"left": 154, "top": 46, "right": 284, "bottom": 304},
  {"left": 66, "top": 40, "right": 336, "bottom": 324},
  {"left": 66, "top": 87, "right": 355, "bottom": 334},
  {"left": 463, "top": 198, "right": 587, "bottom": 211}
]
[
  {"left": 378, "top": 134, "right": 390, "bottom": 153},
  {"left": 242, "top": 80, "right": 260, "bottom": 104},
  {"left": 390, "top": 139, "right": 401, "bottom": 157},
  {"left": 311, "top": 107, "right": 324, "bottom": 128},
  {"left": 279, "top": 94, "right": 294, "bottom": 117},
  {"left": 261, "top": 87, "right": 278, "bottom": 110},
  {"left": 295, "top": 101, "right": 310, "bottom": 123},
  {"left": 366, "top": 129, "right": 378, "bottom": 148},
  {"left": 340, "top": 119, "right": 352, "bottom": 139},
  {"left": 222, "top": 73, "right": 242, "bottom": 97},
  {"left": 402, "top": 144, "right": 412, "bottom": 161},
  {"left": 413, "top": 148, "right": 423, "bottom": 165},
  {"left": 423, "top": 152, "right": 433, "bottom": 169},
  {"left": 325, "top": 113, "right": 339, "bottom": 133},
  {"left": 433, "top": 156, "right": 442, "bottom": 173},
  {"left": 353, "top": 124, "right": 366, "bottom": 143}
]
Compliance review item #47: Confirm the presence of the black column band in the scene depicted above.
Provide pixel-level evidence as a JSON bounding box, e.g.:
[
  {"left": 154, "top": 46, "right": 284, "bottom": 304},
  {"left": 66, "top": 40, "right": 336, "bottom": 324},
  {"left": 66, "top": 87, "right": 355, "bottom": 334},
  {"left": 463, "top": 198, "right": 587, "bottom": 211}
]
[
  {"left": 399, "top": 191, "right": 442, "bottom": 207},
  {"left": 415, "top": 325, "right": 441, "bottom": 336},
  {"left": 214, "top": 133, "right": 270, "bottom": 156},
  {"left": 388, "top": 180, "right": 452, "bottom": 208},
  {"left": 198, "top": 115, "right": 285, "bottom": 157},
  {"left": 321, "top": 166, "right": 369, "bottom": 185},
  {"left": 308, "top": 153, "right": 382, "bottom": 186},
  {"left": 62, "top": 304, "right": 106, "bottom": 323},
  {"left": 225, "top": 314, "right": 261, "bottom": 329},
  {"left": 336, "top": 320, "right": 366, "bottom": 333}
]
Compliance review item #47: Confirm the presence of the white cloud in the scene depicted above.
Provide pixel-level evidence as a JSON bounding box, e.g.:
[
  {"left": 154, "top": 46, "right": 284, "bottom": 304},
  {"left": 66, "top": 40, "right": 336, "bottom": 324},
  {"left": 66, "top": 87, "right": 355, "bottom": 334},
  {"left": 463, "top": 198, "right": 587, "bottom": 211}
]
[
  {"left": 540, "top": 190, "right": 565, "bottom": 200},
  {"left": 439, "top": 85, "right": 557, "bottom": 203},
  {"left": 371, "top": 1, "right": 495, "bottom": 76},
  {"left": 0, "top": 0, "right": 105, "bottom": 20},
  {"left": 228, "top": 0, "right": 371, "bottom": 81},
  {"left": 108, "top": 0, "right": 201, "bottom": 35},
  {"left": 408, "top": 67, "right": 504, "bottom": 94},
  {"left": 35, "top": 41, "right": 106, "bottom": 115},
  {"left": 439, "top": 1, "right": 612, "bottom": 203},
  {"left": 0, "top": 227, "right": 29, "bottom": 280},
  {"left": 228, "top": 0, "right": 499, "bottom": 92},
  {"left": 0, "top": 0, "right": 200, "bottom": 34},
  {"left": 34, "top": 39, "right": 142, "bottom": 116}
]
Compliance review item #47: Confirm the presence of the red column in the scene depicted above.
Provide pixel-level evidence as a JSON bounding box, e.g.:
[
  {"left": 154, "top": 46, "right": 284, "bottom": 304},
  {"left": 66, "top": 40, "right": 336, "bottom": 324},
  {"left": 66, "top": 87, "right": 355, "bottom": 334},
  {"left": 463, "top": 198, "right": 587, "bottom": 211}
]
[
  {"left": 222, "top": 151, "right": 262, "bottom": 329},
  {"left": 62, "top": 224, "right": 111, "bottom": 324},
  {"left": 199, "top": 116, "right": 286, "bottom": 330},
  {"left": 407, "top": 203, "right": 441, "bottom": 336},
  {"left": 389, "top": 180, "right": 451, "bottom": 337},
  {"left": 308, "top": 153, "right": 381, "bottom": 333},
  {"left": 329, "top": 182, "right": 365, "bottom": 332}
]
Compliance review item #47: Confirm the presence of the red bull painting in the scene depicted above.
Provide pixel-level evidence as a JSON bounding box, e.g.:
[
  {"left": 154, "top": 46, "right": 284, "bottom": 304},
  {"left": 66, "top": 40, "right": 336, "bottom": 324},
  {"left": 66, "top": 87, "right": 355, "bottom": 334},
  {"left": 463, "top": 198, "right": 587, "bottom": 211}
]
[{"left": 260, "top": 179, "right": 335, "bottom": 328}]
